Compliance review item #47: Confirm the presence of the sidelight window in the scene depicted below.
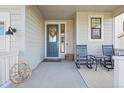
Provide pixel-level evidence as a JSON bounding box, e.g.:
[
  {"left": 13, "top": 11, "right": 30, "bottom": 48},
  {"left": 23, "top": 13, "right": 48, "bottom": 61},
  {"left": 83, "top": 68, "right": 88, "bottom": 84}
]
[{"left": 60, "top": 24, "right": 65, "bottom": 53}]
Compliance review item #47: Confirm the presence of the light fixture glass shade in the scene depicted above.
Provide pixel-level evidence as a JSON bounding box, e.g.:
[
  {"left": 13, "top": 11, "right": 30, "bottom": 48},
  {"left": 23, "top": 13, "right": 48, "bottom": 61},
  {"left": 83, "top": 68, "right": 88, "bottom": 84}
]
[
  {"left": 6, "top": 29, "right": 13, "bottom": 35},
  {"left": 6, "top": 26, "right": 16, "bottom": 35}
]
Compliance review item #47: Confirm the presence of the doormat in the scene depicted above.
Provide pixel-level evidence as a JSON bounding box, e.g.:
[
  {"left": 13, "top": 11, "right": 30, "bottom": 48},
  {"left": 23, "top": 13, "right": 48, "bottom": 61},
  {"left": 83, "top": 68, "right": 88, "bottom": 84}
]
[{"left": 43, "top": 59, "right": 62, "bottom": 62}]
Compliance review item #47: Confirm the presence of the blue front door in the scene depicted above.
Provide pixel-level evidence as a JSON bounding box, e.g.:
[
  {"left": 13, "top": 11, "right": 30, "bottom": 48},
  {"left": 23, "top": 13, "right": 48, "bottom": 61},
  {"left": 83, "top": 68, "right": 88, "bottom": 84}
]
[{"left": 47, "top": 24, "right": 59, "bottom": 57}]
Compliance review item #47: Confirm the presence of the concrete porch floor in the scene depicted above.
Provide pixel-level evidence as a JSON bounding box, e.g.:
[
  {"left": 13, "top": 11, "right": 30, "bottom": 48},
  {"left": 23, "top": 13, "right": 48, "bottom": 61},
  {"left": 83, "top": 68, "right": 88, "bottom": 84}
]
[
  {"left": 78, "top": 64, "right": 113, "bottom": 88},
  {"left": 8, "top": 61, "right": 87, "bottom": 88}
]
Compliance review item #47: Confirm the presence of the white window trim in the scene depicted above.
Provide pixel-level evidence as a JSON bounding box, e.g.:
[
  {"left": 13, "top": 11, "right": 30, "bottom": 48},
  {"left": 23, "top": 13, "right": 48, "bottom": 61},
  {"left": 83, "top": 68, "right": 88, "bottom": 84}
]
[{"left": 88, "top": 15, "right": 104, "bottom": 42}]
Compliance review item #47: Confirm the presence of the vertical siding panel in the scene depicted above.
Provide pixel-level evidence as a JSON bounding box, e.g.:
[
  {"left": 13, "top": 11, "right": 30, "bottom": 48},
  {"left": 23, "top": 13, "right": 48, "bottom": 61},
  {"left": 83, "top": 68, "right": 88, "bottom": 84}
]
[
  {"left": 0, "top": 58, "right": 2, "bottom": 85},
  {"left": 2, "top": 57, "right": 6, "bottom": 84},
  {"left": 66, "top": 20, "right": 74, "bottom": 54},
  {"left": 0, "top": 51, "right": 19, "bottom": 87},
  {"left": 25, "top": 6, "right": 45, "bottom": 69},
  {"left": 5, "top": 56, "right": 9, "bottom": 82},
  {"left": 0, "top": 6, "right": 24, "bottom": 87}
]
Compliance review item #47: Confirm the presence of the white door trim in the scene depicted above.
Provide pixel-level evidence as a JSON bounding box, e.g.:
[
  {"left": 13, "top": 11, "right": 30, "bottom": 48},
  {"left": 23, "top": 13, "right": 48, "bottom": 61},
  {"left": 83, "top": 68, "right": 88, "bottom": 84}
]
[{"left": 45, "top": 21, "right": 67, "bottom": 59}]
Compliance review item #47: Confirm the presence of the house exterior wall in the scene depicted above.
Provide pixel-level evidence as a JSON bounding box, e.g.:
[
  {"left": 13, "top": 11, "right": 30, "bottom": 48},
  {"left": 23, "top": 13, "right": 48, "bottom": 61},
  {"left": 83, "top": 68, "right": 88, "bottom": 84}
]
[
  {"left": 0, "top": 5, "right": 45, "bottom": 70},
  {"left": 73, "top": 13, "right": 77, "bottom": 60},
  {"left": 25, "top": 6, "right": 45, "bottom": 69},
  {"left": 114, "top": 13, "right": 124, "bottom": 49},
  {"left": 113, "top": 6, "right": 124, "bottom": 49},
  {"left": 66, "top": 20, "right": 74, "bottom": 54},
  {"left": 0, "top": 6, "right": 25, "bottom": 59},
  {"left": 0, "top": 6, "right": 26, "bottom": 87},
  {"left": 76, "top": 12, "right": 113, "bottom": 55}
]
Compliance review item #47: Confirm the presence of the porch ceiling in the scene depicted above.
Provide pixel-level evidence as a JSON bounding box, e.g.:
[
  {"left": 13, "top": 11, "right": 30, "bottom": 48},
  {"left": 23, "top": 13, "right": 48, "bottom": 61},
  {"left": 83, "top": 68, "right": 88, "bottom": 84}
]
[{"left": 38, "top": 5, "right": 121, "bottom": 20}]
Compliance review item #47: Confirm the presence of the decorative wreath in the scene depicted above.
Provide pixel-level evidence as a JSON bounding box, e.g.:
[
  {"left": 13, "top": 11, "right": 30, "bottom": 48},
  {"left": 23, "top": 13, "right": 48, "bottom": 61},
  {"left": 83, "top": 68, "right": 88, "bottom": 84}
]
[
  {"left": 49, "top": 26, "right": 57, "bottom": 37},
  {"left": 10, "top": 61, "right": 32, "bottom": 84}
]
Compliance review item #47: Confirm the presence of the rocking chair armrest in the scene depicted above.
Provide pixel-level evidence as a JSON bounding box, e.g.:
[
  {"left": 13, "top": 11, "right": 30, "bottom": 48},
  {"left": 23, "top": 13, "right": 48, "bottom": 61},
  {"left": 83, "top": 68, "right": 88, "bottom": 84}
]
[
  {"left": 87, "top": 55, "right": 97, "bottom": 61},
  {"left": 103, "top": 55, "right": 112, "bottom": 61}
]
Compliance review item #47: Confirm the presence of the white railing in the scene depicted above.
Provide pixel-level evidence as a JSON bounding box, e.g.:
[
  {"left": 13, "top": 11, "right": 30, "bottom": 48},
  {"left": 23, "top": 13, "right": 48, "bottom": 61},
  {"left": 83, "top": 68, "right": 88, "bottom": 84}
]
[
  {"left": 0, "top": 50, "right": 18, "bottom": 87},
  {"left": 113, "top": 56, "right": 124, "bottom": 88},
  {"left": 115, "top": 49, "right": 124, "bottom": 56}
]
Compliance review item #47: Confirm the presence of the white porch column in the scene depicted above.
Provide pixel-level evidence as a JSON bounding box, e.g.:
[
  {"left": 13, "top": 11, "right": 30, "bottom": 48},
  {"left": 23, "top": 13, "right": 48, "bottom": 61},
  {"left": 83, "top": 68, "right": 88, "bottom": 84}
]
[{"left": 113, "top": 56, "right": 124, "bottom": 88}]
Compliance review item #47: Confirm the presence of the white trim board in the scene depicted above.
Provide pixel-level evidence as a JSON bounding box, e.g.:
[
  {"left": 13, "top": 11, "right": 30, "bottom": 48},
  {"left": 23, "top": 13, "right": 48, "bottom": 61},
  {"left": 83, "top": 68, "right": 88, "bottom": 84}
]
[{"left": 45, "top": 21, "right": 67, "bottom": 59}]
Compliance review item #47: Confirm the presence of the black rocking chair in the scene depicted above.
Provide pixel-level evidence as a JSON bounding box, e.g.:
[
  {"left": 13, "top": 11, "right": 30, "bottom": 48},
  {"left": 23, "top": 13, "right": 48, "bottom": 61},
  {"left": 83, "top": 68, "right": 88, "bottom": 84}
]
[
  {"left": 102, "top": 45, "right": 114, "bottom": 71},
  {"left": 75, "top": 45, "right": 96, "bottom": 69}
]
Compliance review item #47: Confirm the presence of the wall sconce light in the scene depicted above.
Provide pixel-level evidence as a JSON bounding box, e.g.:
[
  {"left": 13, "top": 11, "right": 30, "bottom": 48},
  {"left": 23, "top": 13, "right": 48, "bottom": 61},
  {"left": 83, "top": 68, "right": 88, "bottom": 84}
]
[
  {"left": 6, "top": 26, "right": 16, "bottom": 35},
  {"left": 5, "top": 26, "right": 17, "bottom": 51}
]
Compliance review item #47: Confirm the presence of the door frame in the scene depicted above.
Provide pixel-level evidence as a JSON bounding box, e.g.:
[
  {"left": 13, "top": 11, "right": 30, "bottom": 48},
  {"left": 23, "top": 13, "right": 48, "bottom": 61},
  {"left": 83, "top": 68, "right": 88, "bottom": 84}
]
[{"left": 45, "top": 21, "right": 67, "bottom": 59}]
